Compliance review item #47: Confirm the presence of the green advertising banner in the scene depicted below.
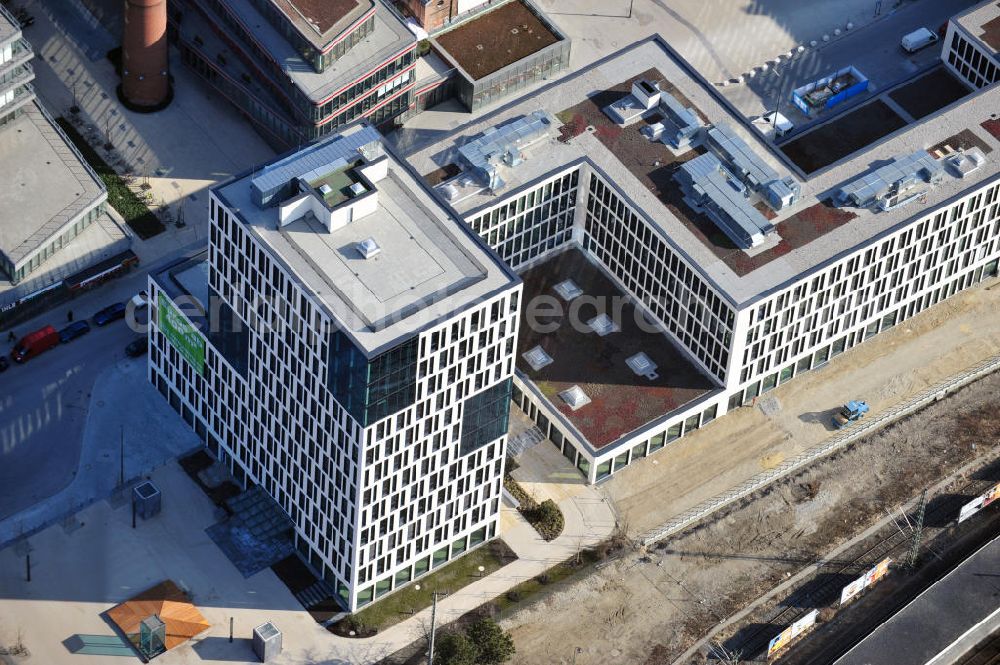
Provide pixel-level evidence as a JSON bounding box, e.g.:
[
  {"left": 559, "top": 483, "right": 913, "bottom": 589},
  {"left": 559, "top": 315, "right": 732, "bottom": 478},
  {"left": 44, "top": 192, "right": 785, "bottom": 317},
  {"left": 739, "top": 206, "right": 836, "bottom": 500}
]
[{"left": 158, "top": 292, "right": 205, "bottom": 375}]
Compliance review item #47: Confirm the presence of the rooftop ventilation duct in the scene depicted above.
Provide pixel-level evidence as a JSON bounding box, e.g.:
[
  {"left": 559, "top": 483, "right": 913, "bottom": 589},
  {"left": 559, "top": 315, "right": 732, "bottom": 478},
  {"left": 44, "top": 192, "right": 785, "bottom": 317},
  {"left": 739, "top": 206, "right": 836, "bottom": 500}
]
[
  {"left": 559, "top": 385, "right": 591, "bottom": 411},
  {"left": 318, "top": 184, "right": 333, "bottom": 196},
  {"left": 522, "top": 345, "right": 553, "bottom": 371},
  {"left": 350, "top": 182, "right": 366, "bottom": 196}
]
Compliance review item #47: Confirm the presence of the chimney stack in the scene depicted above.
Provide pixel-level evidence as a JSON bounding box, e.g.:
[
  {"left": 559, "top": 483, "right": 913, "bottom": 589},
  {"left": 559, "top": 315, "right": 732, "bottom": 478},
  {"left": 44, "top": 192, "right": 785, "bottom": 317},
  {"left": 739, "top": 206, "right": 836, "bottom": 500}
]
[{"left": 120, "top": 0, "right": 171, "bottom": 110}]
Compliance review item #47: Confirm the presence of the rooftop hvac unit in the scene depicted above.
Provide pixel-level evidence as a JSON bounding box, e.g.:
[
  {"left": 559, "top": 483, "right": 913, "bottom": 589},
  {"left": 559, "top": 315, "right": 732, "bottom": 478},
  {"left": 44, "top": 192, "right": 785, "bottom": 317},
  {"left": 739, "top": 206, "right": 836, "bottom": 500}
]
[
  {"left": 356, "top": 237, "right": 381, "bottom": 259},
  {"left": 947, "top": 149, "right": 985, "bottom": 178},
  {"left": 318, "top": 184, "right": 333, "bottom": 196},
  {"left": 349, "top": 182, "right": 366, "bottom": 196},
  {"left": 559, "top": 385, "right": 591, "bottom": 410},
  {"left": 641, "top": 122, "right": 666, "bottom": 141},
  {"left": 522, "top": 345, "right": 553, "bottom": 371},
  {"left": 553, "top": 279, "right": 583, "bottom": 301}
]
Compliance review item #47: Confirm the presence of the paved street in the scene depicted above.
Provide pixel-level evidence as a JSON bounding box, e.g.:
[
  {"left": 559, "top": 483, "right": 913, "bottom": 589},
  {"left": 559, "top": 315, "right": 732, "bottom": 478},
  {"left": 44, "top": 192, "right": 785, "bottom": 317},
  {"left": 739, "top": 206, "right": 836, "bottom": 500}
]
[
  {"left": 0, "top": 259, "right": 205, "bottom": 547},
  {"left": 718, "top": 0, "right": 976, "bottom": 121}
]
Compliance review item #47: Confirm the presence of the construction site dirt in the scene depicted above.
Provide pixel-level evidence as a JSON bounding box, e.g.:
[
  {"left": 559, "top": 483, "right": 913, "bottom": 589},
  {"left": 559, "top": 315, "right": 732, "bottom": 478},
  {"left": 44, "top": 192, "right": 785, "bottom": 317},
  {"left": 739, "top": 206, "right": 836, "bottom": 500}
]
[{"left": 497, "top": 280, "right": 1000, "bottom": 665}]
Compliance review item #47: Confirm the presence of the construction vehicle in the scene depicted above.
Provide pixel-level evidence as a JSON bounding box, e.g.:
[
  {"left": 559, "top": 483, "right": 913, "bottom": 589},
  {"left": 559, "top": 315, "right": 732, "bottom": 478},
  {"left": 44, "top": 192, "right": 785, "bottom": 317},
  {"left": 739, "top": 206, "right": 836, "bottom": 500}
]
[{"left": 832, "top": 400, "right": 869, "bottom": 429}]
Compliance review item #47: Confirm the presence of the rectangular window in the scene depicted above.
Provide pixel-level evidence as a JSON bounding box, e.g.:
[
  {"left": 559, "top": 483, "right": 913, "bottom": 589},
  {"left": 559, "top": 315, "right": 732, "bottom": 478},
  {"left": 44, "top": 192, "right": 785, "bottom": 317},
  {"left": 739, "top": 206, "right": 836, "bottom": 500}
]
[
  {"left": 648, "top": 432, "right": 665, "bottom": 452},
  {"left": 595, "top": 459, "right": 612, "bottom": 480}
]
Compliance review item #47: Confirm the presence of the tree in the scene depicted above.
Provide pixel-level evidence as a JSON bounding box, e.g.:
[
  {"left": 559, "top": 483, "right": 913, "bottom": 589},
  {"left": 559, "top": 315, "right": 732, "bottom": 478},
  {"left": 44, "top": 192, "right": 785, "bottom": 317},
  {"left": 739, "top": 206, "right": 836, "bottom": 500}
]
[
  {"left": 434, "top": 631, "right": 476, "bottom": 665},
  {"left": 466, "top": 618, "right": 515, "bottom": 665}
]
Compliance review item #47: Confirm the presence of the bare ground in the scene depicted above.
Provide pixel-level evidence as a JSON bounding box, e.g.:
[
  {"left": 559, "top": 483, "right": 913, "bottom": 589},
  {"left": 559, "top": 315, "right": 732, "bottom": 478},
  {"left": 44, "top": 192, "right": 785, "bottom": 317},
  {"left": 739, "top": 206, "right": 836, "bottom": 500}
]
[
  {"left": 604, "top": 280, "right": 1000, "bottom": 541},
  {"left": 502, "top": 371, "right": 1000, "bottom": 665}
]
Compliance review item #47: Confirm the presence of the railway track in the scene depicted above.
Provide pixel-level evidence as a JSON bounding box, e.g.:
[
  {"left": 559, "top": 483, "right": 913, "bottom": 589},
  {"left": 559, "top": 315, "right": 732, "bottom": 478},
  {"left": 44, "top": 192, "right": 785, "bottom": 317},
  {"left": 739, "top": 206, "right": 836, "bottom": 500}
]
[{"left": 728, "top": 472, "right": 1000, "bottom": 660}]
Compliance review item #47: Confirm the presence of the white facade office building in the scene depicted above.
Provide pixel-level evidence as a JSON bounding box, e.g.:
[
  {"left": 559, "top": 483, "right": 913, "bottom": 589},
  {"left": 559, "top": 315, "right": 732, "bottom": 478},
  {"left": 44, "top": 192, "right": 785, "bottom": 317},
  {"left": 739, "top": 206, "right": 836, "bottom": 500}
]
[
  {"left": 943, "top": 0, "right": 1000, "bottom": 90},
  {"left": 148, "top": 123, "right": 520, "bottom": 611},
  {"left": 407, "top": 34, "right": 1000, "bottom": 484}
]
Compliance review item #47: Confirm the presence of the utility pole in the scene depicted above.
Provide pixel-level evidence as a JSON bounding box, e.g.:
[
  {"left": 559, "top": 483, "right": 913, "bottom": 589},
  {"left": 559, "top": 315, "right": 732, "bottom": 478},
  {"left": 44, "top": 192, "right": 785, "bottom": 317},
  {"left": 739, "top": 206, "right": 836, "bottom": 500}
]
[
  {"left": 119, "top": 427, "right": 125, "bottom": 488},
  {"left": 427, "top": 591, "right": 446, "bottom": 665},
  {"left": 907, "top": 490, "right": 928, "bottom": 569}
]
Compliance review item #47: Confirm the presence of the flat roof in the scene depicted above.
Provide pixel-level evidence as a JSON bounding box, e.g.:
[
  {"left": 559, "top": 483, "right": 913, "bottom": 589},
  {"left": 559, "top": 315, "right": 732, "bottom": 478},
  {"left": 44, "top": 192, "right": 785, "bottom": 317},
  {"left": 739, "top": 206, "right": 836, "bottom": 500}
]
[
  {"left": 955, "top": 0, "right": 1000, "bottom": 53},
  {"left": 219, "top": 0, "right": 414, "bottom": 104},
  {"left": 834, "top": 535, "right": 1000, "bottom": 665},
  {"left": 403, "top": 37, "right": 1000, "bottom": 308},
  {"left": 516, "top": 247, "right": 715, "bottom": 449},
  {"left": 0, "top": 102, "right": 106, "bottom": 270},
  {"left": 267, "top": 0, "right": 371, "bottom": 47},
  {"left": 0, "top": 209, "right": 128, "bottom": 304},
  {"left": 215, "top": 123, "right": 517, "bottom": 355},
  {"left": 434, "top": 0, "right": 561, "bottom": 81}
]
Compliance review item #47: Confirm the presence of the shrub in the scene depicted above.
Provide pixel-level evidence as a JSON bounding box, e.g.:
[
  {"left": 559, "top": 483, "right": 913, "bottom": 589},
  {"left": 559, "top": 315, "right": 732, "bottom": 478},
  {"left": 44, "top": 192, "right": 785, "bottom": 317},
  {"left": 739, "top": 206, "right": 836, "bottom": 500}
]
[
  {"left": 466, "top": 618, "right": 515, "bottom": 665},
  {"left": 434, "top": 631, "right": 476, "bottom": 665},
  {"left": 55, "top": 118, "right": 165, "bottom": 239},
  {"left": 529, "top": 499, "right": 564, "bottom": 541},
  {"left": 505, "top": 590, "right": 522, "bottom": 603}
]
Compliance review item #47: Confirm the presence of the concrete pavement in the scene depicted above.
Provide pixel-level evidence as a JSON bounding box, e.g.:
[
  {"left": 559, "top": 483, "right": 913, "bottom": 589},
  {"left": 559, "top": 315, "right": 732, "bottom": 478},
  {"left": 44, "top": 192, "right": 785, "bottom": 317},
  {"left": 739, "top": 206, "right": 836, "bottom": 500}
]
[
  {"left": 0, "top": 443, "right": 615, "bottom": 665},
  {"left": 0, "top": 356, "right": 203, "bottom": 549},
  {"left": 22, "top": 0, "right": 273, "bottom": 269}
]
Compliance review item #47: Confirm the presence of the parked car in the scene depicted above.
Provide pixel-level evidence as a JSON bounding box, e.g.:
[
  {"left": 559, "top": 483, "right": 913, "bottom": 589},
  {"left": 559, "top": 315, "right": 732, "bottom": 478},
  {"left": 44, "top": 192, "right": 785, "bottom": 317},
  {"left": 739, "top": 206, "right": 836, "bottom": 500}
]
[
  {"left": 93, "top": 302, "right": 127, "bottom": 326},
  {"left": 11, "top": 325, "right": 60, "bottom": 363},
  {"left": 59, "top": 320, "right": 91, "bottom": 343},
  {"left": 131, "top": 290, "right": 149, "bottom": 309},
  {"left": 125, "top": 336, "right": 148, "bottom": 358}
]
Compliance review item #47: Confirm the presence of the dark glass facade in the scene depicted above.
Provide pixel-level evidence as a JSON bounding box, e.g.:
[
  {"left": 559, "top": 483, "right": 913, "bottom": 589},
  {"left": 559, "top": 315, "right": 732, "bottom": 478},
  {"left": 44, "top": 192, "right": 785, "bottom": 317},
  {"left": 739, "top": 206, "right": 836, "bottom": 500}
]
[
  {"left": 459, "top": 378, "right": 512, "bottom": 456},
  {"left": 328, "top": 331, "right": 418, "bottom": 426}
]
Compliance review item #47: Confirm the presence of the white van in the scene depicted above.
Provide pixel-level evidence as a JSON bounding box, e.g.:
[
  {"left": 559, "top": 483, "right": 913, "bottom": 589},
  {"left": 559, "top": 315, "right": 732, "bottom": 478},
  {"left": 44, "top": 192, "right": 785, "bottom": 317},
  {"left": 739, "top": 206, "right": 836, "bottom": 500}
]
[{"left": 901, "top": 27, "right": 939, "bottom": 53}]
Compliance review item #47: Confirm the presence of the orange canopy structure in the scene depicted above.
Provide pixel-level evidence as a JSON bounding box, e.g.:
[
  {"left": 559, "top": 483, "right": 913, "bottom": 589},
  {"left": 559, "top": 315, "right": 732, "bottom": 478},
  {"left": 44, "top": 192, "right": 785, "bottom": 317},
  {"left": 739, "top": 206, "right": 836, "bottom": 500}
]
[{"left": 106, "top": 580, "right": 210, "bottom": 651}]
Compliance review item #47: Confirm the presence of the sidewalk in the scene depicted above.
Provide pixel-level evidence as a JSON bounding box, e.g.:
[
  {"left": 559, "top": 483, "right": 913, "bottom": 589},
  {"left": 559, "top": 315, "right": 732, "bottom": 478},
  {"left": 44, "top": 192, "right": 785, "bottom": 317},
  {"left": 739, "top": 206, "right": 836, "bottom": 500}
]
[
  {"left": 351, "top": 445, "right": 617, "bottom": 659},
  {"left": 0, "top": 358, "right": 203, "bottom": 548},
  {"left": 0, "top": 445, "right": 616, "bottom": 665}
]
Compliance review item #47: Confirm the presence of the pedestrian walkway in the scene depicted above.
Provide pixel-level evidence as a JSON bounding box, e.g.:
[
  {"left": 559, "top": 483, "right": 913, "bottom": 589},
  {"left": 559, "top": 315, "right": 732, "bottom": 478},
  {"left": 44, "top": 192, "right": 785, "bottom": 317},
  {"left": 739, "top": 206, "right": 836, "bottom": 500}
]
[{"left": 348, "top": 443, "right": 616, "bottom": 659}]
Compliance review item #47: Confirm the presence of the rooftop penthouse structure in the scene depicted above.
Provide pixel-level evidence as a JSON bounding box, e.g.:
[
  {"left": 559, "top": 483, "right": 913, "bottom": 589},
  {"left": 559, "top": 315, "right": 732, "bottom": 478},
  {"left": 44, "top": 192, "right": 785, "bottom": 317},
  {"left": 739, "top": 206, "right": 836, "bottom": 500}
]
[
  {"left": 148, "top": 122, "right": 520, "bottom": 610},
  {"left": 405, "top": 33, "right": 1000, "bottom": 483}
]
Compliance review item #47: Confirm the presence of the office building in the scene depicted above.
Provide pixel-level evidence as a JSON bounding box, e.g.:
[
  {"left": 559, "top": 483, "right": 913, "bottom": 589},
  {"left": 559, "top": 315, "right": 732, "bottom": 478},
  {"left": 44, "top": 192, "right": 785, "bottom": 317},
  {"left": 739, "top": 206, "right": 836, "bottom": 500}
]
[
  {"left": 943, "top": 0, "right": 999, "bottom": 90},
  {"left": 148, "top": 123, "right": 520, "bottom": 610},
  {"left": 170, "top": 0, "right": 417, "bottom": 146},
  {"left": 406, "top": 34, "right": 1000, "bottom": 483}
]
